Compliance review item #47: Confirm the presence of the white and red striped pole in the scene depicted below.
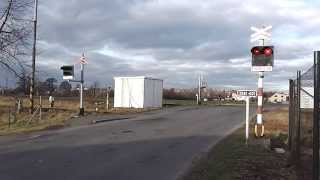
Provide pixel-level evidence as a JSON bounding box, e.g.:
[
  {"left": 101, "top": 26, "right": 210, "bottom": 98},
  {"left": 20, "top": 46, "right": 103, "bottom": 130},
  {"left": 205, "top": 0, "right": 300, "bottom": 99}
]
[
  {"left": 255, "top": 38, "right": 265, "bottom": 137},
  {"left": 255, "top": 71, "right": 264, "bottom": 136},
  {"left": 79, "top": 53, "right": 87, "bottom": 116}
]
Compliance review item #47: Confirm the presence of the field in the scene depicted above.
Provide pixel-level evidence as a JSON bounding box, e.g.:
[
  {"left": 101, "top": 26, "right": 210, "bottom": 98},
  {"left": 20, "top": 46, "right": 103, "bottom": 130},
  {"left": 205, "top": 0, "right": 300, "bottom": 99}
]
[
  {"left": 0, "top": 95, "right": 146, "bottom": 135},
  {"left": 0, "top": 96, "right": 76, "bottom": 135}
]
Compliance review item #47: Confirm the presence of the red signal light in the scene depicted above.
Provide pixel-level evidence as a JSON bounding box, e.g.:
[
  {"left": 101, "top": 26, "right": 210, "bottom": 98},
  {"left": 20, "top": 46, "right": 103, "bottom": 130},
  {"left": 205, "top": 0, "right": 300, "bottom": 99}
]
[
  {"left": 251, "top": 48, "right": 260, "bottom": 56},
  {"left": 264, "top": 48, "right": 273, "bottom": 56}
]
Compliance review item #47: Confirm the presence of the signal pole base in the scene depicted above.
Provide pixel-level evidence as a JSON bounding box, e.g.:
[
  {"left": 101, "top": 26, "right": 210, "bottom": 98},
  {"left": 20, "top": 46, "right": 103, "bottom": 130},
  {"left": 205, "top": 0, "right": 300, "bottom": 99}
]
[
  {"left": 79, "top": 108, "right": 85, "bottom": 116},
  {"left": 254, "top": 124, "right": 265, "bottom": 137}
]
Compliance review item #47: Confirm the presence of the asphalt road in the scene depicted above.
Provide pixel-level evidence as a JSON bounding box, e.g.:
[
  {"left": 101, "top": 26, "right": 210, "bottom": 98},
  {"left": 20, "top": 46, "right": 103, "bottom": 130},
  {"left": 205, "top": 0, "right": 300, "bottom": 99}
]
[{"left": 0, "top": 106, "right": 253, "bottom": 180}]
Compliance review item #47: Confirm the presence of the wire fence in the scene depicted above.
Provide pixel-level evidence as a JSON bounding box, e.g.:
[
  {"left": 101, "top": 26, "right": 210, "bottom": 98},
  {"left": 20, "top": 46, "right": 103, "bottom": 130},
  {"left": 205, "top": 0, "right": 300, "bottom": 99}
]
[{"left": 289, "top": 52, "right": 320, "bottom": 180}]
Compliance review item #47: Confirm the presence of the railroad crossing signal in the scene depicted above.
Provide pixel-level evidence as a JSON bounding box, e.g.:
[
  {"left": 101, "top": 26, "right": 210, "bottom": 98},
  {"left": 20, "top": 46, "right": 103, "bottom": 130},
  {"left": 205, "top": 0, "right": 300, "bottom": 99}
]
[
  {"left": 249, "top": 25, "right": 273, "bottom": 138},
  {"left": 60, "top": 65, "right": 74, "bottom": 80},
  {"left": 251, "top": 46, "right": 274, "bottom": 72},
  {"left": 79, "top": 53, "right": 88, "bottom": 64},
  {"left": 250, "top": 26, "right": 272, "bottom": 43},
  {"left": 250, "top": 25, "right": 273, "bottom": 71},
  {"left": 60, "top": 53, "right": 87, "bottom": 116}
]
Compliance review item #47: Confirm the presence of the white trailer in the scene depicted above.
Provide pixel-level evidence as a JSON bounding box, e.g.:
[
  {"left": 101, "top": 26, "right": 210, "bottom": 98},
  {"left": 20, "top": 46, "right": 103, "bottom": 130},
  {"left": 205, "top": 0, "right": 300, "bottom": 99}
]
[{"left": 113, "top": 76, "right": 163, "bottom": 108}]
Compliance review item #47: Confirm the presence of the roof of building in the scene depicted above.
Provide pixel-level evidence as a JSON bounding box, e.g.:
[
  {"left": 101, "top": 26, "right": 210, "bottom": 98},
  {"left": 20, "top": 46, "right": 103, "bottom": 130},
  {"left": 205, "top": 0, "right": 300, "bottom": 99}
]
[
  {"left": 114, "top": 76, "right": 163, "bottom": 81},
  {"left": 269, "top": 92, "right": 289, "bottom": 97}
]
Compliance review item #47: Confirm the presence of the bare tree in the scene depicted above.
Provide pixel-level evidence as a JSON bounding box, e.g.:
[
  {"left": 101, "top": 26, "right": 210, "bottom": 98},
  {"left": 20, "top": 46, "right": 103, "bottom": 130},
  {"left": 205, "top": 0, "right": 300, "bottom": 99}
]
[{"left": 0, "top": 0, "right": 32, "bottom": 78}]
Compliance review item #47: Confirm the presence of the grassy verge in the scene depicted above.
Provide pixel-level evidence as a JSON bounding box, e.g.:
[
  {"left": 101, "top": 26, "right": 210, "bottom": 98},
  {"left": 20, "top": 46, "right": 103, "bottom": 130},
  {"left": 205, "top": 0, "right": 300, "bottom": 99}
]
[
  {"left": 0, "top": 95, "right": 156, "bottom": 135},
  {"left": 182, "top": 107, "right": 298, "bottom": 180},
  {"left": 0, "top": 109, "right": 74, "bottom": 136}
]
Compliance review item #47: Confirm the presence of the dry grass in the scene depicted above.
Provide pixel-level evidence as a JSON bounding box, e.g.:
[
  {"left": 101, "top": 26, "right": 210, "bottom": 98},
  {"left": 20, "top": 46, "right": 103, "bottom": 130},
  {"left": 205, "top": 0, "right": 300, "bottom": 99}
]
[
  {"left": 182, "top": 107, "right": 300, "bottom": 180},
  {"left": 0, "top": 96, "right": 93, "bottom": 135},
  {"left": 265, "top": 108, "right": 314, "bottom": 180},
  {"left": 0, "top": 96, "right": 16, "bottom": 108},
  {"left": 0, "top": 110, "right": 73, "bottom": 136},
  {"left": 301, "top": 110, "right": 313, "bottom": 147},
  {"left": 263, "top": 107, "right": 289, "bottom": 136},
  {"left": 0, "top": 95, "right": 114, "bottom": 111},
  {"left": 0, "top": 95, "right": 160, "bottom": 135},
  {"left": 182, "top": 127, "right": 298, "bottom": 180},
  {"left": 262, "top": 107, "right": 312, "bottom": 147}
]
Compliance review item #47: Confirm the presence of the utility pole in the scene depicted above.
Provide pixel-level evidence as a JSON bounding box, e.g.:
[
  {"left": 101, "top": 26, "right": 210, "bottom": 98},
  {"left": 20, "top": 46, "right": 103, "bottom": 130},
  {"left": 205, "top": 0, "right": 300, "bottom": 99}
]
[
  {"left": 79, "top": 53, "right": 86, "bottom": 116},
  {"left": 79, "top": 62, "right": 84, "bottom": 115},
  {"left": 198, "top": 75, "right": 201, "bottom": 105},
  {"left": 106, "top": 86, "right": 111, "bottom": 111},
  {"left": 29, "top": 0, "right": 38, "bottom": 113},
  {"left": 197, "top": 75, "right": 207, "bottom": 105},
  {"left": 5, "top": 76, "right": 8, "bottom": 90},
  {"left": 313, "top": 51, "right": 320, "bottom": 180}
]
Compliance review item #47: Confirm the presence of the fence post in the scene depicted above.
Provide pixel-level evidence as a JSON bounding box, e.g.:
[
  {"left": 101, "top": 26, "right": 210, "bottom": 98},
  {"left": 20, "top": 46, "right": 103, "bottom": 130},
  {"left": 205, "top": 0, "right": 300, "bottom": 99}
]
[
  {"left": 39, "top": 96, "right": 42, "bottom": 121},
  {"left": 17, "top": 99, "right": 22, "bottom": 114},
  {"left": 106, "top": 91, "right": 109, "bottom": 111},
  {"left": 293, "top": 79, "right": 297, "bottom": 157},
  {"left": 289, "top": 79, "right": 294, "bottom": 150},
  {"left": 8, "top": 109, "right": 11, "bottom": 128},
  {"left": 313, "top": 51, "right": 320, "bottom": 180},
  {"left": 297, "top": 70, "right": 301, "bottom": 163},
  {"left": 291, "top": 71, "right": 301, "bottom": 165},
  {"left": 290, "top": 78, "right": 296, "bottom": 163}
]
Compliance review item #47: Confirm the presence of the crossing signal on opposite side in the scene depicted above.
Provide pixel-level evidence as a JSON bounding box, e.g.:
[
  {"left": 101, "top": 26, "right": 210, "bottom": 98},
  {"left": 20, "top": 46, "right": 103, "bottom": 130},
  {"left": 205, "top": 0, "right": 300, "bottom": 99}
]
[{"left": 60, "top": 65, "right": 74, "bottom": 80}]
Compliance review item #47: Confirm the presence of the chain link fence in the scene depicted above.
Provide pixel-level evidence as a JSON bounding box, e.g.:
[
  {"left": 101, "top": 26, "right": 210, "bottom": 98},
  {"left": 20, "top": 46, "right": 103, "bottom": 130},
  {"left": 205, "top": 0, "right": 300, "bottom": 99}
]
[{"left": 289, "top": 52, "right": 320, "bottom": 179}]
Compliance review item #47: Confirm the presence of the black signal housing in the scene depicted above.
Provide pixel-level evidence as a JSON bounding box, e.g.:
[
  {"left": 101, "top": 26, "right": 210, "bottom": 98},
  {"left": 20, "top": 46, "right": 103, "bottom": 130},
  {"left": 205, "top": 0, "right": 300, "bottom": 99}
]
[{"left": 251, "top": 46, "right": 274, "bottom": 67}]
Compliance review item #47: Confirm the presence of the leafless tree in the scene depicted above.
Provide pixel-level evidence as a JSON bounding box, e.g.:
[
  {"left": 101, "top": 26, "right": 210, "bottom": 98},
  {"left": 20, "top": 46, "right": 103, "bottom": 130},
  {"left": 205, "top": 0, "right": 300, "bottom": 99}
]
[{"left": 0, "top": 0, "right": 32, "bottom": 78}]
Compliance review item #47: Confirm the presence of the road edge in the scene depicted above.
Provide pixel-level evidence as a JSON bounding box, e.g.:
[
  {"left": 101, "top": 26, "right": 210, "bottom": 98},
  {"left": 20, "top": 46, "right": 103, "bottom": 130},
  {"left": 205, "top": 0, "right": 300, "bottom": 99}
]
[{"left": 175, "top": 114, "right": 256, "bottom": 180}]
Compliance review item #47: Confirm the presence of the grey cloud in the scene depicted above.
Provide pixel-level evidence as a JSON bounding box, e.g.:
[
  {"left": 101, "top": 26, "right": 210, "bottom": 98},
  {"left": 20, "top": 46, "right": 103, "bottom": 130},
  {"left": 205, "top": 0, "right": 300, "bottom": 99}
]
[{"left": 28, "top": 0, "right": 320, "bottom": 90}]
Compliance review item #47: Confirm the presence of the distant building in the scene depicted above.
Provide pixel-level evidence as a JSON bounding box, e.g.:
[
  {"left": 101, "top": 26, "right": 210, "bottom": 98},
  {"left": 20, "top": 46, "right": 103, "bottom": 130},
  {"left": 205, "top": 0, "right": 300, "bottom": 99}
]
[
  {"left": 268, "top": 93, "right": 289, "bottom": 103},
  {"left": 231, "top": 93, "right": 246, "bottom": 101}
]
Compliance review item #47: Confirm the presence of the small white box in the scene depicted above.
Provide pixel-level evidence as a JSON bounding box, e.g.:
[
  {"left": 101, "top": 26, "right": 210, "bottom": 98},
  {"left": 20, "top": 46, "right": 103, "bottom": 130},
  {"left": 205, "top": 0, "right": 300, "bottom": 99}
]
[{"left": 114, "top": 76, "right": 163, "bottom": 108}]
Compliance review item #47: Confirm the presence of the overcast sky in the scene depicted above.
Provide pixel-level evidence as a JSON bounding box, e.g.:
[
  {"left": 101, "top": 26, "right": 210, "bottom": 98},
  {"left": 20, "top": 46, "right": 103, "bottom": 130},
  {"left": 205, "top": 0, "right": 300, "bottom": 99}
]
[{"left": 3, "top": 0, "right": 320, "bottom": 91}]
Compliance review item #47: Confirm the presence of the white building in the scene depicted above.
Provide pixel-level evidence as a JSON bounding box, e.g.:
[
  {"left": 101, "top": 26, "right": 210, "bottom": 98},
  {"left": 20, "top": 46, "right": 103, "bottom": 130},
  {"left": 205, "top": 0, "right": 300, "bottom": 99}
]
[
  {"left": 231, "top": 93, "right": 246, "bottom": 101},
  {"left": 300, "top": 87, "right": 313, "bottom": 109},
  {"left": 268, "top": 93, "right": 289, "bottom": 103},
  {"left": 114, "top": 76, "right": 163, "bottom": 108}
]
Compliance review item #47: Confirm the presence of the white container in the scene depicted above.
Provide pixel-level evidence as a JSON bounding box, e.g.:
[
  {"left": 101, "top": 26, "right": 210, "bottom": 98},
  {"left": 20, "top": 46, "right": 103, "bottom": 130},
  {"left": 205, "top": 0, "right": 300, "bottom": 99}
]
[{"left": 114, "top": 76, "right": 163, "bottom": 108}]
